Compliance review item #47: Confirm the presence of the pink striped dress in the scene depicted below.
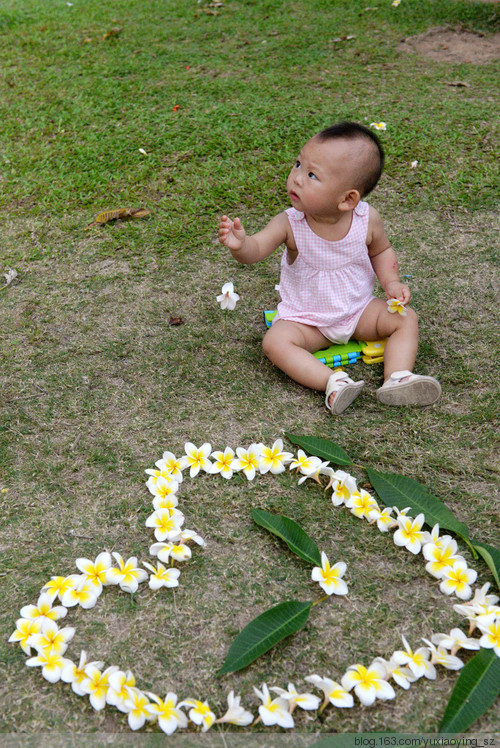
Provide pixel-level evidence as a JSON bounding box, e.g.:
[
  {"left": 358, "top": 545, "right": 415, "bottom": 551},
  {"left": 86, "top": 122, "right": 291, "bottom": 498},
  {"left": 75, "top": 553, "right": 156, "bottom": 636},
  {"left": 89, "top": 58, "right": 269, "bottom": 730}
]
[{"left": 275, "top": 202, "right": 376, "bottom": 344}]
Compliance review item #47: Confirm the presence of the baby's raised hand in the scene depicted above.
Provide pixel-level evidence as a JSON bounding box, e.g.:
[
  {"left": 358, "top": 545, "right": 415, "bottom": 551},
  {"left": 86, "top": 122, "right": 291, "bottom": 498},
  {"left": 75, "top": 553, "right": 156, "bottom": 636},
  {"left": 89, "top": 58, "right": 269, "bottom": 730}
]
[{"left": 218, "top": 215, "right": 246, "bottom": 252}]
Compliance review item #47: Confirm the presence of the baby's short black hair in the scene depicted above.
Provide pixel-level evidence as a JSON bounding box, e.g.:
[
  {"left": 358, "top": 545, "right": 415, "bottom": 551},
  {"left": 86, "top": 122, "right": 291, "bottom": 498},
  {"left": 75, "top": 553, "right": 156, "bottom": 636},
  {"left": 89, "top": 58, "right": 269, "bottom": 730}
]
[{"left": 316, "top": 121, "right": 385, "bottom": 196}]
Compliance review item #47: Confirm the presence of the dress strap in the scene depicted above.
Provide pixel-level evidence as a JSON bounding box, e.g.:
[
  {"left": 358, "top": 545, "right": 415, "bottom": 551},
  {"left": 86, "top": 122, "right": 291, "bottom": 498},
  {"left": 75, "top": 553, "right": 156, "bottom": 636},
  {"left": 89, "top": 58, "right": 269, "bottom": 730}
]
[
  {"left": 354, "top": 200, "right": 369, "bottom": 217},
  {"left": 285, "top": 207, "right": 305, "bottom": 222}
]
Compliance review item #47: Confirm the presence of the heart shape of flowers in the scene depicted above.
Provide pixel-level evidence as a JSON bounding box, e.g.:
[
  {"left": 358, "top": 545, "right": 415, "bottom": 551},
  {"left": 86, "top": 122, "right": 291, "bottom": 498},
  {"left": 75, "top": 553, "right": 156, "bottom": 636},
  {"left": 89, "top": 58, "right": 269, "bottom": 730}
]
[{"left": 9, "top": 439, "right": 500, "bottom": 734}]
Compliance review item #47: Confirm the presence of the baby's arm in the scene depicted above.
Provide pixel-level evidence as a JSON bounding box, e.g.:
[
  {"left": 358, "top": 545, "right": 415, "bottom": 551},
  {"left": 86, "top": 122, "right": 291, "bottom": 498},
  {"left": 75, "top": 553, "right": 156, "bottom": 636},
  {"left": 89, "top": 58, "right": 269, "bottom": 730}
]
[
  {"left": 367, "top": 207, "right": 411, "bottom": 304},
  {"left": 218, "top": 212, "right": 290, "bottom": 265}
]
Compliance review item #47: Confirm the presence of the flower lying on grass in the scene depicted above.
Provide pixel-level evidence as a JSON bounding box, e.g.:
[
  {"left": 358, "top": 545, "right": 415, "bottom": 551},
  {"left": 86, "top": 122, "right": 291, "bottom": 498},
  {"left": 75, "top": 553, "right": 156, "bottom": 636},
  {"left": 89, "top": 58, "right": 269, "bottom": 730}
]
[
  {"left": 210, "top": 447, "right": 236, "bottom": 479},
  {"left": 216, "top": 282, "right": 240, "bottom": 310},
  {"left": 106, "top": 553, "right": 148, "bottom": 593},
  {"left": 392, "top": 636, "right": 436, "bottom": 680},
  {"left": 178, "top": 698, "right": 216, "bottom": 732},
  {"left": 253, "top": 683, "right": 294, "bottom": 728},
  {"left": 440, "top": 561, "right": 477, "bottom": 600},
  {"left": 259, "top": 439, "right": 293, "bottom": 475},
  {"left": 232, "top": 443, "right": 262, "bottom": 480},
  {"left": 61, "top": 650, "right": 104, "bottom": 696},
  {"left": 146, "top": 692, "right": 188, "bottom": 734},
  {"left": 143, "top": 561, "right": 181, "bottom": 590},
  {"left": 271, "top": 683, "right": 321, "bottom": 712},
  {"left": 183, "top": 442, "right": 213, "bottom": 477},
  {"left": 370, "top": 121, "right": 387, "bottom": 131},
  {"left": 341, "top": 661, "right": 396, "bottom": 705},
  {"left": 215, "top": 690, "right": 254, "bottom": 726},
  {"left": 304, "top": 674, "right": 353, "bottom": 709},
  {"left": 311, "top": 552, "right": 348, "bottom": 596}
]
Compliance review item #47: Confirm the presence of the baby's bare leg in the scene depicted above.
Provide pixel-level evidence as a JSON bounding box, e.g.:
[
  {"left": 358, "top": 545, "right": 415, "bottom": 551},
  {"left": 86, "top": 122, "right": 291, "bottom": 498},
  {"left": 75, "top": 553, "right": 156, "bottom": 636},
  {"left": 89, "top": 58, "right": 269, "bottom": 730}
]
[
  {"left": 262, "top": 320, "right": 333, "bottom": 390},
  {"left": 354, "top": 298, "right": 419, "bottom": 381}
]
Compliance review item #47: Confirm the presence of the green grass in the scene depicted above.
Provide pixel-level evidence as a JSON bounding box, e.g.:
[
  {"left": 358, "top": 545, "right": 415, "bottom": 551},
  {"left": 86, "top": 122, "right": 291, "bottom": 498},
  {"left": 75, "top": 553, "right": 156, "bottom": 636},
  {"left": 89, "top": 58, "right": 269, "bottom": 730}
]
[{"left": 1, "top": 0, "right": 499, "bottom": 738}]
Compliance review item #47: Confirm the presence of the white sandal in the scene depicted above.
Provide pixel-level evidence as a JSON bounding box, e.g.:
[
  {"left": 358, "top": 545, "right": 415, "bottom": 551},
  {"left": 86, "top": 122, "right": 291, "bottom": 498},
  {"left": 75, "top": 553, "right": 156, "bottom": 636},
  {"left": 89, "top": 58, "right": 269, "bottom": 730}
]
[
  {"left": 325, "top": 371, "right": 364, "bottom": 415},
  {"left": 376, "top": 370, "right": 441, "bottom": 406}
]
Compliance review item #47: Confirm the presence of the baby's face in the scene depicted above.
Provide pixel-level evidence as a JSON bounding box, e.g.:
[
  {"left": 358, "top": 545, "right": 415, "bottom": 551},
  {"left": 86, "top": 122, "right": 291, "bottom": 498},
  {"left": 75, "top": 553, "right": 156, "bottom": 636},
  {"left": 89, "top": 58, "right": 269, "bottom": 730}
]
[{"left": 286, "top": 136, "right": 360, "bottom": 217}]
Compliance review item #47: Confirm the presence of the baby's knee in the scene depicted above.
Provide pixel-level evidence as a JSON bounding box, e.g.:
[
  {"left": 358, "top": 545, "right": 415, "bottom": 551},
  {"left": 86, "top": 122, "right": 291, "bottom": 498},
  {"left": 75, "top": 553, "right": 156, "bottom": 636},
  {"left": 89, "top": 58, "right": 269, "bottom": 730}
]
[{"left": 262, "top": 331, "right": 277, "bottom": 359}]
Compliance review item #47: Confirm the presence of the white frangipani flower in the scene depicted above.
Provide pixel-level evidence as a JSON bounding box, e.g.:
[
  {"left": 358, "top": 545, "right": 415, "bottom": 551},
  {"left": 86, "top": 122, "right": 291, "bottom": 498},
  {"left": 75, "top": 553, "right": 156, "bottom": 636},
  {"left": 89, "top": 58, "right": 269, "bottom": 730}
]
[
  {"left": 143, "top": 561, "right": 180, "bottom": 590},
  {"left": 183, "top": 442, "right": 213, "bottom": 477},
  {"left": 28, "top": 618, "right": 75, "bottom": 656},
  {"left": 304, "top": 674, "right": 354, "bottom": 708},
  {"left": 106, "top": 553, "right": 148, "bottom": 593},
  {"left": 25, "top": 650, "right": 72, "bottom": 683},
  {"left": 123, "top": 686, "right": 154, "bottom": 730},
  {"left": 107, "top": 669, "right": 136, "bottom": 712},
  {"left": 392, "top": 635, "right": 436, "bottom": 680},
  {"left": 259, "top": 439, "right": 293, "bottom": 475},
  {"left": 422, "top": 529, "right": 464, "bottom": 579},
  {"left": 253, "top": 683, "right": 294, "bottom": 728},
  {"left": 345, "top": 489, "right": 378, "bottom": 520},
  {"left": 420, "top": 639, "right": 464, "bottom": 670},
  {"left": 231, "top": 443, "right": 262, "bottom": 480},
  {"left": 215, "top": 690, "right": 254, "bottom": 725},
  {"left": 372, "top": 656, "right": 416, "bottom": 690},
  {"left": 311, "top": 552, "right": 348, "bottom": 596},
  {"left": 75, "top": 552, "right": 112, "bottom": 592},
  {"left": 146, "top": 474, "right": 179, "bottom": 501},
  {"left": 145, "top": 508, "right": 184, "bottom": 542},
  {"left": 210, "top": 447, "right": 236, "bottom": 479},
  {"left": 289, "top": 450, "right": 322, "bottom": 476},
  {"left": 150, "top": 540, "right": 191, "bottom": 563},
  {"left": 216, "top": 281, "right": 240, "bottom": 310},
  {"left": 440, "top": 561, "right": 477, "bottom": 600},
  {"left": 61, "top": 575, "right": 100, "bottom": 609},
  {"left": 328, "top": 470, "right": 358, "bottom": 505},
  {"left": 20, "top": 593, "right": 67, "bottom": 624},
  {"left": 148, "top": 451, "right": 185, "bottom": 482},
  {"left": 61, "top": 650, "right": 104, "bottom": 696},
  {"left": 8, "top": 618, "right": 42, "bottom": 655},
  {"left": 368, "top": 505, "right": 397, "bottom": 532},
  {"left": 271, "top": 682, "right": 320, "bottom": 712},
  {"left": 431, "top": 628, "right": 481, "bottom": 655},
  {"left": 341, "top": 661, "right": 396, "bottom": 705},
  {"left": 476, "top": 615, "right": 500, "bottom": 656},
  {"left": 297, "top": 460, "right": 331, "bottom": 485},
  {"left": 178, "top": 528, "right": 206, "bottom": 546},
  {"left": 393, "top": 513, "right": 430, "bottom": 554},
  {"left": 82, "top": 665, "right": 119, "bottom": 710},
  {"left": 146, "top": 692, "right": 188, "bottom": 734},
  {"left": 41, "top": 576, "right": 75, "bottom": 602},
  {"left": 178, "top": 698, "right": 216, "bottom": 732}
]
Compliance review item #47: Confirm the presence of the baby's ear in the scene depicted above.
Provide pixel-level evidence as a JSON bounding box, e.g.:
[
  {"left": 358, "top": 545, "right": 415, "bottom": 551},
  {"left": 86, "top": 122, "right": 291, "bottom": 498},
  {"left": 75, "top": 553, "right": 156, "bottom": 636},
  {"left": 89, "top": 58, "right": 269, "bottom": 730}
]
[{"left": 338, "top": 189, "right": 361, "bottom": 212}]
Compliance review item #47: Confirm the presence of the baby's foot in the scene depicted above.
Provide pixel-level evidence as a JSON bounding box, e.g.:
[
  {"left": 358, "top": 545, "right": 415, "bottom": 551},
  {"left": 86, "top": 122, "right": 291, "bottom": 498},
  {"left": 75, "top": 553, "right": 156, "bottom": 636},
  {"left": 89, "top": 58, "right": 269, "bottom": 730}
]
[
  {"left": 325, "top": 371, "right": 364, "bottom": 415},
  {"left": 376, "top": 370, "right": 441, "bottom": 406}
]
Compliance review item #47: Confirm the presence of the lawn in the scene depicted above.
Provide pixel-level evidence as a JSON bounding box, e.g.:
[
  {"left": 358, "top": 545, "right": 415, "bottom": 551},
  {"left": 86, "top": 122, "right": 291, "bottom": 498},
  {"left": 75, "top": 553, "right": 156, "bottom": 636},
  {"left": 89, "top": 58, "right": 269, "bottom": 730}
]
[{"left": 0, "top": 0, "right": 499, "bottom": 738}]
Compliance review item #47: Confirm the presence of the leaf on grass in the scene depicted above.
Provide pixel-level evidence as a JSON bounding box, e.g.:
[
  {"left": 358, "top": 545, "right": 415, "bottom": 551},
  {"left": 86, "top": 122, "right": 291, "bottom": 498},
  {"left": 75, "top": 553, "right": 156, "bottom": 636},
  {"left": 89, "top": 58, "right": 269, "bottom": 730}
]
[
  {"left": 87, "top": 207, "right": 150, "bottom": 228},
  {"left": 439, "top": 648, "right": 500, "bottom": 733},
  {"left": 168, "top": 314, "right": 183, "bottom": 326},
  {"left": 366, "top": 468, "right": 469, "bottom": 540},
  {"left": 285, "top": 433, "right": 352, "bottom": 466},
  {"left": 217, "top": 600, "right": 312, "bottom": 675},
  {"left": 252, "top": 508, "right": 321, "bottom": 566},
  {"left": 102, "top": 27, "right": 122, "bottom": 40},
  {"left": 445, "top": 80, "right": 470, "bottom": 87},
  {"left": 472, "top": 541, "right": 500, "bottom": 590}
]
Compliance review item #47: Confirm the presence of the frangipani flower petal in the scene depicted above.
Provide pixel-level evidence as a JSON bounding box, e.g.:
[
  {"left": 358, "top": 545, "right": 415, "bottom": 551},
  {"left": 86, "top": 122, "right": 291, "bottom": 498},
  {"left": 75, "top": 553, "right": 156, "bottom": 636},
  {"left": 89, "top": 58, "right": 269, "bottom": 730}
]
[{"left": 216, "top": 282, "right": 240, "bottom": 310}]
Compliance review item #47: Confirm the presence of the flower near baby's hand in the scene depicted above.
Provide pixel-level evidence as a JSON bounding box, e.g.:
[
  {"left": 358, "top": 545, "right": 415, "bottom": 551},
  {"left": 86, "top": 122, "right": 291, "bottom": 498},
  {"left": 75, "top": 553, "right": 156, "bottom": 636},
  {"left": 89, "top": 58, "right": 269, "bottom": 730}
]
[
  {"left": 215, "top": 690, "right": 254, "bottom": 725},
  {"left": 386, "top": 298, "right": 407, "bottom": 315},
  {"left": 216, "top": 282, "right": 240, "bottom": 310},
  {"left": 311, "top": 552, "right": 348, "bottom": 596},
  {"left": 370, "top": 122, "right": 387, "bottom": 131}
]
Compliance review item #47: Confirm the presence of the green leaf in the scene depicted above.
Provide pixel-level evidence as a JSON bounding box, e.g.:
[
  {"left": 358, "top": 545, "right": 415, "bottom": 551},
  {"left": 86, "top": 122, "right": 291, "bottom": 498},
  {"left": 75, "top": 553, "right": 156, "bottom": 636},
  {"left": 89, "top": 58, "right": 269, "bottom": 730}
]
[
  {"left": 218, "top": 600, "right": 312, "bottom": 675},
  {"left": 285, "top": 433, "right": 352, "bottom": 466},
  {"left": 366, "top": 468, "right": 470, "bottom": 541},
  {"left": 439, "top": 648, "right": 500, "bottom": 733},
  {"left": 472, "top": 541, "right": 500, "bottom": 591},
  {"left": 252, "top": 508, "right": 322, "bottom": 566}
]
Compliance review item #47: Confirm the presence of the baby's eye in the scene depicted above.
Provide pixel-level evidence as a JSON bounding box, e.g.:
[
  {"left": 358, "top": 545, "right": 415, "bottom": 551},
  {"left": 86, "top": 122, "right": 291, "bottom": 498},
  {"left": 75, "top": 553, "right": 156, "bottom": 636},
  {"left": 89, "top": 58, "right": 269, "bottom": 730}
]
[
  {"left": 295, "top": 160, "right": 301, "bottom": 168},
  {"left": 308, "top": 171, "right": 318, "bottom": 180}
]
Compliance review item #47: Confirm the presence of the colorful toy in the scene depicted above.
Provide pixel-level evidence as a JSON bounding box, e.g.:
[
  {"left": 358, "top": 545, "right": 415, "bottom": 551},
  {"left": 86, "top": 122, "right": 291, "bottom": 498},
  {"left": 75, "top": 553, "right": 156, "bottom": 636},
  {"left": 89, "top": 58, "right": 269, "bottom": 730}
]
[{"left": 264, "top": 310, "right": 386, "bottom": 368}]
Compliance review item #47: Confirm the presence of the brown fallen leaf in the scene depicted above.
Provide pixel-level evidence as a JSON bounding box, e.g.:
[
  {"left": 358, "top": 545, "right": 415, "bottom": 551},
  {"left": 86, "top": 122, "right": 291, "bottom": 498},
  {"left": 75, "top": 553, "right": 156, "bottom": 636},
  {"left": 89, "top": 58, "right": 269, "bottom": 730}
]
[
  {"left": 169, "top": 314, "right": 184, "bottom": 326},
  {"left": 86, "top": 207, "right": 150, "bottom": 228},
  {"left": 330, "top": 35, "right": 356, "bottom": 42},
  {"left": 445, "top": 80, "right": 471, "bottom": 88},
  {"left": 103, "top": 27, "right": 122, "bottom": 40}
]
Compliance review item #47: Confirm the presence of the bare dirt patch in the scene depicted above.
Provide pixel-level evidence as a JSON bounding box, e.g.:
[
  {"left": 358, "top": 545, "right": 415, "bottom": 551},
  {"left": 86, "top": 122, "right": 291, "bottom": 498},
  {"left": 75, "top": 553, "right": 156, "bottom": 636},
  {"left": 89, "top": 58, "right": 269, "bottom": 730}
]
[{"left": 399, "top": 26, "right": 500, "bottom": 64}]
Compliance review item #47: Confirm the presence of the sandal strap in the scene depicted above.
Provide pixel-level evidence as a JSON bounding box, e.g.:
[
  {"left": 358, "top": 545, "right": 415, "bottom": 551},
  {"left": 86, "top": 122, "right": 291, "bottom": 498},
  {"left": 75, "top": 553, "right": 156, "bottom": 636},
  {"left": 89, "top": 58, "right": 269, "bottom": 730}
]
[{"left": 325, "top": 371, "right": 355, "bottom": 409}]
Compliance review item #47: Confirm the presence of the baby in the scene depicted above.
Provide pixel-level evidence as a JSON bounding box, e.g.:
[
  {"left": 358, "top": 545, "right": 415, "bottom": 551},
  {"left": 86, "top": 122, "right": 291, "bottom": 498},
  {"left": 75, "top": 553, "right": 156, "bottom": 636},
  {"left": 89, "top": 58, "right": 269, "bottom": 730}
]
[{"left": 218, "top": 121, "right": 441, "bottom": 414}]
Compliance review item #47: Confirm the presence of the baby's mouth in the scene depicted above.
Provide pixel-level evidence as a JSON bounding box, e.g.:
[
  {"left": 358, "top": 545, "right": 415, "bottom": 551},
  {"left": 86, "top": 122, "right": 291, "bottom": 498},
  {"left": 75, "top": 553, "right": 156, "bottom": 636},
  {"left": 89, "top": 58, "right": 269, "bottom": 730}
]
[{"left": 290, "top": 191, "right": 300, "bottom": 201}]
